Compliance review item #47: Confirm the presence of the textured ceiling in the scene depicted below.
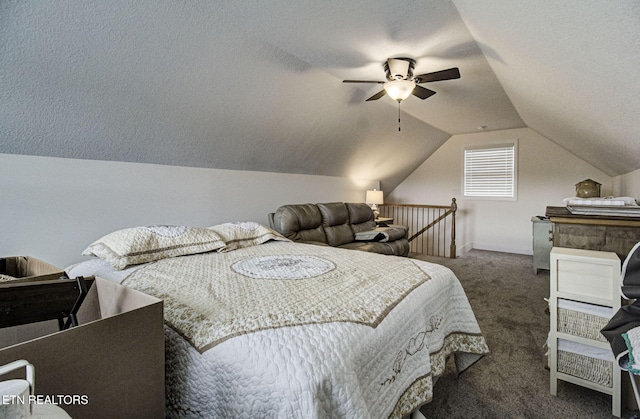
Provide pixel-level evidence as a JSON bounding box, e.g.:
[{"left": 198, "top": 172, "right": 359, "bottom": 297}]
[
  {"left": 0, "top": 1, "right": 638, "bottom": 194},
  {"left": 454, "top": 0, "right": 640, "bottom": 176}
]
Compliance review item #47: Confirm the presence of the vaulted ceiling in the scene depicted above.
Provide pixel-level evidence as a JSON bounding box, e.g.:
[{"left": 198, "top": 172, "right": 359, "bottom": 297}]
[{"left": 1, "top": 1, "right": 638, "bottom": 192}]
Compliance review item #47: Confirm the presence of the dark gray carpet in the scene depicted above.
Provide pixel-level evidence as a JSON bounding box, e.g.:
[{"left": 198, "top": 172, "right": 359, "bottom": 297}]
[{"left": 411, "top": 249, "right": 636, "bottom": 419}]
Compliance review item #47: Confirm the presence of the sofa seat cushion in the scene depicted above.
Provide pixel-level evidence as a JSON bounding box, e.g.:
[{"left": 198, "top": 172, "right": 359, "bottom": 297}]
[
  {"left": 339, "top": 239, "right": 409, "bottom": 257},
  {"left": 317, "top": 203, "right": 353, "bottom": 247},
  {"left": 273, "top": 204, "right": 327, "bottom": 244}
]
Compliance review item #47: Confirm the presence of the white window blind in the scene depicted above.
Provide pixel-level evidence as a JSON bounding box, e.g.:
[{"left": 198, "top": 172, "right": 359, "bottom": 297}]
[{"left": 464, "top": 144, "right": 516, "bottom": 198}]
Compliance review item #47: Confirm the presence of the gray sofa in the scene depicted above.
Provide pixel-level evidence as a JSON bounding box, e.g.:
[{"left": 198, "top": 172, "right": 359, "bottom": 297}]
[{"left": 268, "top": 202, "right": 409, "bottom": 256}]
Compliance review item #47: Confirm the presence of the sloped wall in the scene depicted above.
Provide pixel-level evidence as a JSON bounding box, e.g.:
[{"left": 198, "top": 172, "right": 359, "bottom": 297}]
[
  {"left": 388, "top": 128, "right": 613, "bottom": 255},
  {"left": 0, "top": 153, "right": 377, "bottom": 268}
]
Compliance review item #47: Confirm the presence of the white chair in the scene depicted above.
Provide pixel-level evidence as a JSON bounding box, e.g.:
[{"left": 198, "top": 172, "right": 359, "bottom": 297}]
[{"left": 0, "top": 360, "right": 71, "bottom": 419}]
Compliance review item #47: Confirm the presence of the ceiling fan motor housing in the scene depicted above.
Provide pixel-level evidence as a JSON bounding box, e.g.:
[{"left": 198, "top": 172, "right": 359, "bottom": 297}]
[{"left": 384, "top": 58, "right": 416, "bottom": 81}]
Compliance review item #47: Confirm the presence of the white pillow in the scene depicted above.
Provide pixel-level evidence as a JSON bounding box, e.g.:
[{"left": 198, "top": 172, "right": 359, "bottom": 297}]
[
  {"left": 82, "top": 225, "right": 226, "bottom": 270},
  {"left": 0, "top": 273, "right": 16, "bottom": 282},
  {"left": 207, "top": 222, "right": 290, "bottom": 251}
]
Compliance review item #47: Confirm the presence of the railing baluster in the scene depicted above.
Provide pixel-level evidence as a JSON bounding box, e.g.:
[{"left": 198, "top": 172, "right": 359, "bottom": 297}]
[{"left": 379, "top": 198, "right": 457, "bottom": 258}]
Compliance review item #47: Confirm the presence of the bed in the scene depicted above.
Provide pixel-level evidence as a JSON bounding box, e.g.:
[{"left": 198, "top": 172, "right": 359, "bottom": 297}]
[{"left": 66, "top": 222, "right": 489, "bottom": 418}]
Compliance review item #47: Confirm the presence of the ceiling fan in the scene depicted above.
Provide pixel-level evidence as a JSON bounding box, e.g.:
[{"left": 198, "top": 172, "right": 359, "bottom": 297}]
[{"left": 343, "top": 57, "right": 460, "bottom": 103}]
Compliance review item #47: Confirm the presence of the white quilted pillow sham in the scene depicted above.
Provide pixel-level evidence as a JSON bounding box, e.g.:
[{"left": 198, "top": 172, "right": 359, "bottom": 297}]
[
  {"left": 82, "top": 225, "right": 226, "bottom": 270},
  {"left": 207, "top": 221, "right": 290, "bottom": 252},
  {"left": 0, "top": 273, "right": 16, "bottom": 282}
]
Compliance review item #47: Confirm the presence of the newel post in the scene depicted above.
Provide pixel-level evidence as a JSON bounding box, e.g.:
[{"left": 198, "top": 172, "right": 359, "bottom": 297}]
[{"left": 450, "top": 198, "right": 457, "bottom": 259}]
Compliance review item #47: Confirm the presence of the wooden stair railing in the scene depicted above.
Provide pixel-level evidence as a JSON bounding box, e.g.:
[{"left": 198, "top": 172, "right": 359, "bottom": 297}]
[{"left": 379, "top": 198, "right": 457, "bottom": 258}]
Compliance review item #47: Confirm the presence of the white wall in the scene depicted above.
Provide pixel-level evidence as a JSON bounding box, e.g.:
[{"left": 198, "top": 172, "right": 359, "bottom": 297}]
[
  {"left": 613, "top": 168, "right": 640, "bottom": 199},
  {"left": 387, "top": 128, "right": 614, "bottom": 255},
  {"left": 0, "top": 153, "right": 377, "bottom": 268}
]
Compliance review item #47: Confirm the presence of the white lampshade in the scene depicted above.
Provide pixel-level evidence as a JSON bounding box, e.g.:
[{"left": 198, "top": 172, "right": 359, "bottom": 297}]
[
  {"left": 366, "top": 189, "right": 384, "bottom": 206},
  {"left": 383, "top": 80, "right": 416, "bottom": 101}
]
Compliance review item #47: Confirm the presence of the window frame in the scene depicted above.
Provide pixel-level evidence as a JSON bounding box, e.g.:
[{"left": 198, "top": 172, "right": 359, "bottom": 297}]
[{"left": 462, "top": 141, "right": 518, "bottom": 201}]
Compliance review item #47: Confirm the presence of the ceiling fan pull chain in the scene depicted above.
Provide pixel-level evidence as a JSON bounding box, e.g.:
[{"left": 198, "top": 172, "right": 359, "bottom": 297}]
[{"left": 398, "top": 100, "right": 401, "bottom": 132}]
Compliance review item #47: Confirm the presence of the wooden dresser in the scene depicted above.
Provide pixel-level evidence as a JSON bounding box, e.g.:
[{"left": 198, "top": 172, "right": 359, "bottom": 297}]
[{"left": 545, "top": 206, "right": 640, "bottom": 260}]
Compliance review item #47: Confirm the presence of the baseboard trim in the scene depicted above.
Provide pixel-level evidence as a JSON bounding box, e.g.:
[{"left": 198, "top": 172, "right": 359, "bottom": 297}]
[{"left": 468, "top": 242, "right": 532, "bottom": 256}]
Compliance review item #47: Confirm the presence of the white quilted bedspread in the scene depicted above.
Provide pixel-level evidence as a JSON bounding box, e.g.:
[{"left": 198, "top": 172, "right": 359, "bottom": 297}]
[
  {"left": 68, "top": 242, "right": 488, "bottom": 419},
  {"left": 122, "top": 241, "right": 434, "bottom": 352}
]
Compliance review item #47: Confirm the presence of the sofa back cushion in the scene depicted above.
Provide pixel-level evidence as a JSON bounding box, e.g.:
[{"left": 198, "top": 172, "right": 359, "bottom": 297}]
[
  {"left": 317, "top": 203, "right": 353, "bottom": 247},
  {"left": 273, "top": 204, "right": 327, "bottom": 243},
  {"left": 346, "top": 203, "right": 376, "bottom": 233}
]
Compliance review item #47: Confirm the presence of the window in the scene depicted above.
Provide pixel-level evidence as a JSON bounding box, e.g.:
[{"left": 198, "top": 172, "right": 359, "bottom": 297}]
[{"left": 463, "top": 142, "right": 517, "bottom": 199}]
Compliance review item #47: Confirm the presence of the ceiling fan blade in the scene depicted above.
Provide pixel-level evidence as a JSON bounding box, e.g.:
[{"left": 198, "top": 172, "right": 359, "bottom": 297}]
[
  {"left": 415, "top": 67, "right": 460, "bottom": 83},
  {"left": 343, "top": 80, "right": 385, "bottom": 84},
  {"left": 366, "top": 89, "right": 387, "bottom": 101},
  {"left": 412, "top": 85, "right": 437, "bottom": 100}
]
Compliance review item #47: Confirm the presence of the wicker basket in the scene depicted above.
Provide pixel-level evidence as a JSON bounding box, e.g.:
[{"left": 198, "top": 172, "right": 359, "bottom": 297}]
[
  {"left": 557, "top": 350, "right": 613, "bottom": 387},
  {"left": 557, "top": 308, "right": 609, "bottom": 343}
]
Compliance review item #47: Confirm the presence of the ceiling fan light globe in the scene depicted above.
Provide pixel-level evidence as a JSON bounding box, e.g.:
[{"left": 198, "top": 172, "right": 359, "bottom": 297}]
[{"left": 384, "top": 80, "right": 416, "bottom": 101}]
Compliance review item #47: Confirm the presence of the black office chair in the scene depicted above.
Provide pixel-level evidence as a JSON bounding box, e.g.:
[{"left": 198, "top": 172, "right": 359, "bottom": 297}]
[{"left": 601, "top": 242, "right": 640, "bottom": 416}]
